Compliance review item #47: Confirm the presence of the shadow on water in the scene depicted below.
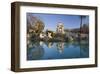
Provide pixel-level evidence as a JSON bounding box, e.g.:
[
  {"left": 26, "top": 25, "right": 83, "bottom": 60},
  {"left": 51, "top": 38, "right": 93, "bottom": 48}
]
[{"left": 27, "top": 40, "right": 89, "bottom": 60}]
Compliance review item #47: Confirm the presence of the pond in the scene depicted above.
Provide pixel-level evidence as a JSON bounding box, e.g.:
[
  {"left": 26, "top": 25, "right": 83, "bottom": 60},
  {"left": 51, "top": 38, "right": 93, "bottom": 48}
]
[{"left": 27, "top": 41, "right": 89, "bottom": 60}]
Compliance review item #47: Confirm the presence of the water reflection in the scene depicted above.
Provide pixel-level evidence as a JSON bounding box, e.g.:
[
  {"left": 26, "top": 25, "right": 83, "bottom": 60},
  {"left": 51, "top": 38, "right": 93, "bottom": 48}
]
[
  {"left": 56, "top": 42, "right": 64, "bottom": 53},
  {"left": 27, "top": 40, "right": 89, "bottom": 60},
  {"left": 45, "top": 42, "right": 54, "bottom": 48},
  {"left": 27, "top": 42, "right": 44, "bottom": 60}
]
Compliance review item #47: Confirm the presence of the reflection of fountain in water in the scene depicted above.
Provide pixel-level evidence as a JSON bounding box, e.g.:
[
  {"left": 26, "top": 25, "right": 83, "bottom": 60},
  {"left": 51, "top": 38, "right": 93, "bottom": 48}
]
[
  {"left": 39, "top": 41, "right": 44, "bottom": 46},
  {"left": 45, "top": 42, "right": 54, "bottom": 48},
  {"left": 27, "top": 42, "right": 44, "bottom": 60},
  {"left": 39, "top": 41, "right": 65, "bottom": 53},
  {"left": 44, "top": 42, "right": 65, "bottom": 53},
  {"left": 27, "top": 39, "right": 89, "bottom": 60},
  {"left": 56, "top": 42, "right": 64, "bottom": 53}
]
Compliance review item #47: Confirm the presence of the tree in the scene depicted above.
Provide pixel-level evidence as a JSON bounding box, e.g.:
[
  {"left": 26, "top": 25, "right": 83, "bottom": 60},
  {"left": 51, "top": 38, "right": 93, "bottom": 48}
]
[
  {"left": 34, "top": 20, "right": 45, "bottom": 35},
  {"left": 27, "top": 13, "right": 45, "bottom": 35},
  {"left": 79, "top": 16, "right": 86, "bottom": 40},
  {"left": 80, "top": 16, "right": 87, "bottom": 34},
  {"left": 80, "top": 16, "right": 86, "bottom": 28}
]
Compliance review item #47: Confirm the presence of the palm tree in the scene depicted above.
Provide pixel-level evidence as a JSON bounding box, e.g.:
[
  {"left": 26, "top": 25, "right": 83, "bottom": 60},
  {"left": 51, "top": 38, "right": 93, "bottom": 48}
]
[
  {"left": 80, "top": 16, "right": 82, "bottom": 28},
  {"left": 80, "top": 16, "right": 86, "bottom": 33},
  {"left": 79, "top": 16, "right": 86, "bottom": 41},
  {"left": 80, "top": 16, "right": 86, "bottom": 29}
]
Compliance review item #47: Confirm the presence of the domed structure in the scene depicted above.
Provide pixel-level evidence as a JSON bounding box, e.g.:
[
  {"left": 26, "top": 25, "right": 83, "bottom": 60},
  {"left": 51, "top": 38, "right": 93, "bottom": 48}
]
[{"left": 56, "top": 22, "right": 65, "bottom": 34}]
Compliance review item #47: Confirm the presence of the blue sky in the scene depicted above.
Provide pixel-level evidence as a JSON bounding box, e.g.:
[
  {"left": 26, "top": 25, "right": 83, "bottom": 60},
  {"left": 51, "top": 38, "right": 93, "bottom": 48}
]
[{"left": 27, "top": 13, "right": 89, "bottom": 31}]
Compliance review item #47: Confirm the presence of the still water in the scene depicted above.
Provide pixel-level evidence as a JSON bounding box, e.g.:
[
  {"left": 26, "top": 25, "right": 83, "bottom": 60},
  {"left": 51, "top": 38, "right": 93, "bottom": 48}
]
[{"left": 27, "top": 41, "right": 89, "bottom": 60}]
